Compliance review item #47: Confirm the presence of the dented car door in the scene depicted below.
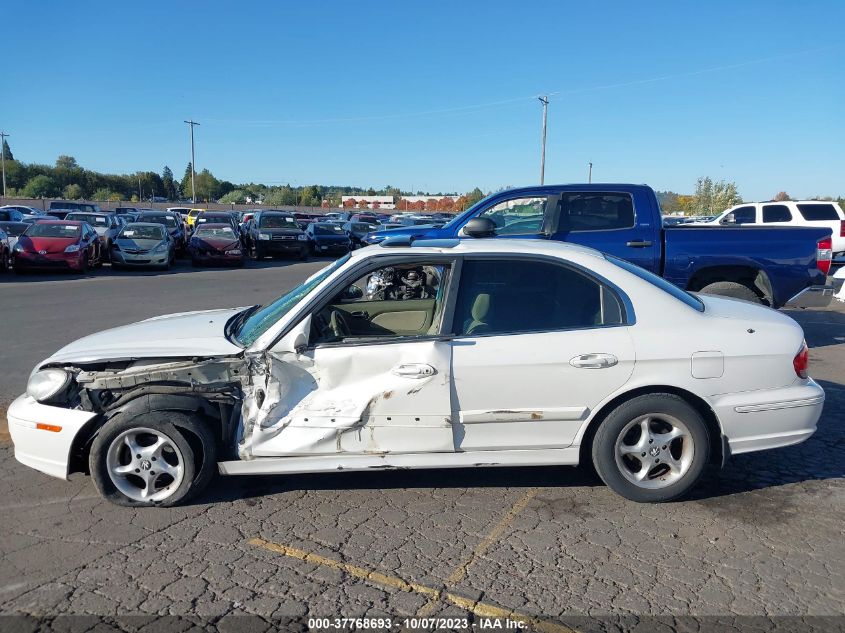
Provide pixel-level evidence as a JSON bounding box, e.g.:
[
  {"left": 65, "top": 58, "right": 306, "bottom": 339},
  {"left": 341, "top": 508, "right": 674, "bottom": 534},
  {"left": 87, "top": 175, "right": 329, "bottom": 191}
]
[{"left": 247, "top": 339, "right": 454, "bottom": 457}]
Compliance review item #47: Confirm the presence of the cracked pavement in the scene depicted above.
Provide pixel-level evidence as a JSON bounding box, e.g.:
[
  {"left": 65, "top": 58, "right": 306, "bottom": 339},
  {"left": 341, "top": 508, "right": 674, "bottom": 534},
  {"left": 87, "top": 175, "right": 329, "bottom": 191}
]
[{"left": 0, "top": 263, "right": 843, "bottom": 628}]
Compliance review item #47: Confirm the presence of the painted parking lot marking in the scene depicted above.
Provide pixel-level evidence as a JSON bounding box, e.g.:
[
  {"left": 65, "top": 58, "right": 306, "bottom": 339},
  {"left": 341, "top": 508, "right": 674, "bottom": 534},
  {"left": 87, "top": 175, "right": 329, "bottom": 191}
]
[
  {"left": 417, "top": 487, "right": 539, "bottom": 616},
  {"left": 248, "top": 536, "right": 575, "bottom": 633}
]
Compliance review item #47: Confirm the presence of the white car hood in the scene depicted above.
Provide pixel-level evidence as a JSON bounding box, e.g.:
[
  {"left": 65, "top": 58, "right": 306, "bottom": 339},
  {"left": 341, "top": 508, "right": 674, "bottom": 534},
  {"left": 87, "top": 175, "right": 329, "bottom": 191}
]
[{"left": 43, "top": 307, "right": 246, "bottom": 366}]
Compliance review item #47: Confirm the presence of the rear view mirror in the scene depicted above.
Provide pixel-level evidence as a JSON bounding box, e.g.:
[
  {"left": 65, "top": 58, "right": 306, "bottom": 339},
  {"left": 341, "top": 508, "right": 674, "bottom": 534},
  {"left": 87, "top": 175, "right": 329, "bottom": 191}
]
[
  {"left": 463, "top": 217, "right": 497, "bottom": 238},
  {"left": 720, "top": 213, "right": 736, "bottom": 225}
]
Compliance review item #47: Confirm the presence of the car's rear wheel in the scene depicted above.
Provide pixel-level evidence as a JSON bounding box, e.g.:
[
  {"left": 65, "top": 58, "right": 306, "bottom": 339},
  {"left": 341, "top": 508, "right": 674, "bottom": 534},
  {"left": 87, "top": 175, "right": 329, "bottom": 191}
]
[
  {"left": 699, "top": 281, "right": 760, "bottom": 304},
  {"left": 90, "top": 411, "right": 216, "bottom": 507},
  {"left": 591, "top": 393, "right": 709, "bottom": 502}
]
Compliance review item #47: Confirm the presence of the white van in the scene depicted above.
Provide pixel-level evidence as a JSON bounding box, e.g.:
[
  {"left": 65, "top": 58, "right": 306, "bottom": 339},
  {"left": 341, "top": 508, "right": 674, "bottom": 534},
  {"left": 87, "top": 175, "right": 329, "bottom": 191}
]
[{"left": 707, "top": 201, "right": 845, "bottom": 257}]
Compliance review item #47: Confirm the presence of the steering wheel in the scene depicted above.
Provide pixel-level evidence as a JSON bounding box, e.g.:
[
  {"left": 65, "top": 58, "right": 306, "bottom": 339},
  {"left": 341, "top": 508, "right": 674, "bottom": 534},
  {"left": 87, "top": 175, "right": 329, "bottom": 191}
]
[{"left": 329, "top": 310, "right": 351, "bottom": 339}]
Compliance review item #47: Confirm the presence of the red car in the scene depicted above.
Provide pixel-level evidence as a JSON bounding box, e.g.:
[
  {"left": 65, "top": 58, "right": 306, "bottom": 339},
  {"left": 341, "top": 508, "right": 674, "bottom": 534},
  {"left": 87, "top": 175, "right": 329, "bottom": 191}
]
[
  {"left": 13, "top": 220, "right": 103, "bottom": 274},
  {"left": 188, "top": 223, "right": 244, "bottom": 267}
]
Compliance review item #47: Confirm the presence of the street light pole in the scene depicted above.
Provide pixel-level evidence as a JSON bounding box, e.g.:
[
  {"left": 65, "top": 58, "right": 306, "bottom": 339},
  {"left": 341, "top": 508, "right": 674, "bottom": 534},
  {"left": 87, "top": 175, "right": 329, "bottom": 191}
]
[
  {"left": 588, "top": 161, "right": 593, "bottom": 183},
  {"left": 184, "top": 120, "right": 200, "bottom": 203},
  {"left": 538, "top": 96, "right": 548, "bottom": 185},
  {"left": 0, "top": 131, "right": 9, "bottom": 198}
]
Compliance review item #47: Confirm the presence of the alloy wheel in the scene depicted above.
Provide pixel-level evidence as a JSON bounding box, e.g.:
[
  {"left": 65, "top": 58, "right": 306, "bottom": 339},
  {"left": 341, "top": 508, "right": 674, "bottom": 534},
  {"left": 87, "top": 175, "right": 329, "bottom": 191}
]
[
  {"left": 613, "top": 413, "right": 694, "bottom": 489},
  {"left": 105, "top": 427, "right": 185, "bottom": 502}
]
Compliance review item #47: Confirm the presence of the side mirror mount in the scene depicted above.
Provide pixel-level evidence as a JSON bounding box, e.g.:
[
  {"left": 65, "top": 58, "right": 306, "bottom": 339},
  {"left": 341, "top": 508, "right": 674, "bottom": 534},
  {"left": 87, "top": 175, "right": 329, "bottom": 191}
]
[
  {"left": 271, "top": 314, "right": 312, "bottom": 355},
  {"left": 463, "top": 216, "right": 498, "bottom": 238}
]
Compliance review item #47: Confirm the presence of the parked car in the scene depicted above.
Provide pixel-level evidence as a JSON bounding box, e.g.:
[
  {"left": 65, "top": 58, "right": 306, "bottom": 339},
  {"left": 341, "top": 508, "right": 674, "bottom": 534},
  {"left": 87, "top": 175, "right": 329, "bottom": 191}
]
[
  {"left": 342, "top": 221, "right": 375, "bottom": 249},
  {"left": 699, "top": 200, "right": 845, "bottom": 258},
  {"left": 348, "top": 213, "right": 381, "bottom": 226},
  {"left": 110, "top": 222, "right": 175, "bottom": 270},
  {"left": 188, "top": 224, "right": 244, "bottom": 267},
  {"left": 185, "top": 208, "right": 207, "bottom": 229},
  {"left": 0, "top": 205, "right": 50, "bottom": 222},
  {"left": 243, "top": 210, "right": 308, "bottom": 260},
  {"left": 5, "top": 238, "right": 826, "bottom": 506},
  {"left": 114, "top": 207, "right": 139, "bottom": 217},
  {"left": 64, "top": 212, "right": 122, "bottom": 260},
  {"left": 364, "top": 184, "right": 838, "bottom": 309},
  {"left": 306, "top": 222, "right": 353, "bottom": 255},
  {"left": 0, "top": 221, "right": 30, "bottom": 265},
  {"left": 0, "top": 207, "right": 24, "bottom": 222},
  {"left": 193, "top": 211, "right": 239, "bottom": 234},
  {"left": 12, "top": 220, "right": 102, "bottom": 273},
  {"left": 0, "top": 227, "right": 11, "bottom": 271},
  {"left": 48, "top": 201, "right": 102, "bottom": 218},
  {"left": 136, "top": 211, "right": 186, "bottom": 252}
]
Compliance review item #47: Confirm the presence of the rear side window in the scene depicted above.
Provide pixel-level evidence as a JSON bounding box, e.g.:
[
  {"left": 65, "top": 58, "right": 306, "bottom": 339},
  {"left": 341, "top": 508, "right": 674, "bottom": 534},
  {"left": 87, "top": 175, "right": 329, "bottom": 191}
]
[
  {"left": 454, "top": 259, "right": 623, "bottom": 336},
  {"left": 558, "top": 193, "right": 635, "bottom": 231},
  {"left": 608, "top": 256, "right": 704, "bottom": 312},
  {"left": 762, "top": 204, "right": 792, "bottom": 222},
  {"left": 797, "top": 203, "right": 841, "bottom": 221}
]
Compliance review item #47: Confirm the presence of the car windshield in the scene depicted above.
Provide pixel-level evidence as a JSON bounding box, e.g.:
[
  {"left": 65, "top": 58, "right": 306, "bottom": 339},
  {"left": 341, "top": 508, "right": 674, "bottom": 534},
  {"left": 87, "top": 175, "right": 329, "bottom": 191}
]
[
  {"left": 199, "top": 215, "right": 230, "bottom": 223},
  {"left": 259, "top": 215, "right": 298, "bottom": 229},
  {"left": 349, "top": 223, "right": 370, "bottom": 232},
  {"left": 608, "top": 255, "right": 704, "bottom": 312},
  {"left": 196, "top": 226, "right": 236, "bottom": 239},
  {"left": 26, "top": 223, "right": 81, "bottom": 238},
  {"left": 233, "top": 254, "right": 351, "bottom": 347},
  {"left": 314, "top": 224, "right": 345, "bottom": 235},
  {"left": 67, "top": 213, "right": 107, "bottom": 225},
  {"left": 119, "top": 225, "right": 165, "bottom": 240},
  {"left": 140, "top": 214, "right": 177, "bottom": 227}
]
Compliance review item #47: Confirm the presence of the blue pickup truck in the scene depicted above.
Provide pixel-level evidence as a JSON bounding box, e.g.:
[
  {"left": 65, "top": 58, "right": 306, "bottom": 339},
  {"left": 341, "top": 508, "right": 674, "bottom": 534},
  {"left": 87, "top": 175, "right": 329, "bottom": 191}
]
[{"left": 364, "top": 184, "right": 836, "bottom": 309}]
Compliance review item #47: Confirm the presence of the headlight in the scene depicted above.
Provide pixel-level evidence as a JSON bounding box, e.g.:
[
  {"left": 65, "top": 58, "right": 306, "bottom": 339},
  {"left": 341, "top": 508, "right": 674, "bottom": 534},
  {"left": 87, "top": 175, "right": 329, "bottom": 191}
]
[
  {"left": 14, "top": 243, "right": 25, "bottom": 252},
  {"left": 154, "top": 243, "right": 168, "bottom": 252},
  {"left": 226, "top": 249, "right": 242, "bottom": 255},
  {"left": 27, "top": 369, "right": 72, "bottom": 403},
  {"left": 297, "top": 234, "right": 307, "bottom": 241},
  {"left": 64, "top": 244, "right": 81, "bottom": 253},
  {"left": 258, "top": 233, "right": 271, "bottom": 240}
]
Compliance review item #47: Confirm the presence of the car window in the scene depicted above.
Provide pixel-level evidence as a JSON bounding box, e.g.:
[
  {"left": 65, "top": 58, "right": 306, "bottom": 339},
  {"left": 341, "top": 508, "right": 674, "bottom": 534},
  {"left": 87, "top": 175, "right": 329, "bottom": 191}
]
[
  {"left": 259, "top": 215, "right": 299, "bottom": 229},
  {"left": 797, "top": 203, "right": 841, "bottom": 221},
  {"left": 26, "top": 223, "right": 81, "bottom": 238},
  {"left": 762, "top": 204, "right": 792, "bottom": 223},
  {"left": 728, "top": 206, "right": 756, "bottom": 224},
  {"left": 558, "top": 192, "right": 635, "bottom": 231},
  {"left": 453, "top": 258, "right": 623, "bottom": 336},
  {"left": 475, "top": 197, "right": 547, "bottom": 235}
]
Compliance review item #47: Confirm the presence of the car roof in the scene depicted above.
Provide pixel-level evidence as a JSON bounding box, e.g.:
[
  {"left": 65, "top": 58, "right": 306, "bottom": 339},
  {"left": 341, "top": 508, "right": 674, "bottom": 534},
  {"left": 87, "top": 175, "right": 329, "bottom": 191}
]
[
  {"left": 353, "top": 237, "right": 605, "bottom": 262},
  {"left": 195, "top": 223, "right": 233, "bottom": 229},
  {"left": 66, "top": 211, "right": 110, "bottom": 216},
  {"left": 33, "top": 219, "right": 84, "bottom": 225},
  {"left": 123, "top": 222, "right": 166, "bottom": 229}
]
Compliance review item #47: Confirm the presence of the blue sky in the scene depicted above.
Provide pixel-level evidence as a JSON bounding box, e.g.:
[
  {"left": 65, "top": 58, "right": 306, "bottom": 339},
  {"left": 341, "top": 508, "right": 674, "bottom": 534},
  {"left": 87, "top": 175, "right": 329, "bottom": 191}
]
[{"left": 3, "top": 1, "right": 843, "bottom": 199}]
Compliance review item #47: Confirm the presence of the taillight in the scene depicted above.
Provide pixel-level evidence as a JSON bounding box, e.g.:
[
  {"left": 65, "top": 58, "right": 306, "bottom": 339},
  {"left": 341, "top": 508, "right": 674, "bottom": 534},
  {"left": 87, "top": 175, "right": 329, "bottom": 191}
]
[
  {"left": 793, "top": 341, "right": 809, "bottom": 379},
  {"left": 840, "top": 220, "right": 845, "bottom": 238},
  {"left": 817, "top": 237, "right": 832, "bottom": 275}
]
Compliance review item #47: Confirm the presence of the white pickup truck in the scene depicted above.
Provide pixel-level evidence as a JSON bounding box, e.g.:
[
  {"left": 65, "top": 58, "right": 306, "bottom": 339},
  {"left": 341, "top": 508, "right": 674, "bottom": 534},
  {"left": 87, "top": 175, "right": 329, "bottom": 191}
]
[{"left": 702, "top": 200, "right": 845, "bottom": 258}]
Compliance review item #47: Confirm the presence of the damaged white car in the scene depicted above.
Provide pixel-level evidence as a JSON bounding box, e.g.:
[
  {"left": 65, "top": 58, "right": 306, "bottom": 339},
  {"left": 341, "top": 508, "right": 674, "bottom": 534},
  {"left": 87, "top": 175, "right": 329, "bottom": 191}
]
[{"left": 8, "top": 238, "right": 825, "bottom": 506}]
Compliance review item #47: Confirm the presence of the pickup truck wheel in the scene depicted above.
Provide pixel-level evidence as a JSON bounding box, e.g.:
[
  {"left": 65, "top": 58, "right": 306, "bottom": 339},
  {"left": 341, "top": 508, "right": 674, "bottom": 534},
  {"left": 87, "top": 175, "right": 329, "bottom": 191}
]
[
  {"left": 90, "top": 411, "right": 216, "bottom": 507},
  {"left": 698, "top": 281, "right": 761, "bottom": 303},
  {"left": 591, "top": 394, "right": 709, "bottom": 503}
]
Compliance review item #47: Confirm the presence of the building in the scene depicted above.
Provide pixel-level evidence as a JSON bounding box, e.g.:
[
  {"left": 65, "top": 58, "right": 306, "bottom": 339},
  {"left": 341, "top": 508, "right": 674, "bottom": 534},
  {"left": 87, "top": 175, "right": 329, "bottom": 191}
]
[{"left": 341, "top": 195, "right": 395, "bottom": 210}]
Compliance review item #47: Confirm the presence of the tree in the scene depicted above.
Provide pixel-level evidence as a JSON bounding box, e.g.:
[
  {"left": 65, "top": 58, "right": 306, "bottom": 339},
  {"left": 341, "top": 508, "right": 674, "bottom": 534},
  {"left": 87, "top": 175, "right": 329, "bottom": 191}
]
[
  {"left": 162, "top": 166, "right": 176, "bottom": 201},
  {"left": 55, "top": 155, "right": 79, "bottom": 170},
  {"left": 22, "top": 174, "right": 57, "bottom": 197},
  {"left": 181, "top": 162, "right": 193, "bottom": 198},
  {"left": 63, "top": 184, "right": 83, "bottom": 199},
  {"left": 1, "top": 139, "right": 12, "bottom": 161},
  {"left": 193, "top": 169, "right": 221, "bottom": 201},
  {"left": 299, "top": 185, "right": 321, "bottom": 207},
  {"left": 465, "top": 187, "right": 485, "bottom": 208},
  {"left": 773, "top": 191, "right": 791, "bottom": 201},
  {"left": 219, "top": 189, "right": 248, "bottom": 204},
  {"left": 691, "top": 177, "right": 741, "bottom": 215},
  {"left": 91, "top": 188, "right": 114, "bottom": 201}
]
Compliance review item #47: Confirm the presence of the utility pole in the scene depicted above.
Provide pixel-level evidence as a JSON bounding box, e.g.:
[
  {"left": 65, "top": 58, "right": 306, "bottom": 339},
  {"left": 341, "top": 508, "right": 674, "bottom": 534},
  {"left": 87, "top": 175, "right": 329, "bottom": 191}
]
[
  {"left": 184, "top": 119, "right": 200, "bottom": 203},
  {"left": 538, "top": 97, "right": 549, "bottom": 185},
  {"left": 588, "top": 162, "right": 593, "bottom": 183},
  {"left": 0, "top": 131, "right": 9, "bottom": 198}
]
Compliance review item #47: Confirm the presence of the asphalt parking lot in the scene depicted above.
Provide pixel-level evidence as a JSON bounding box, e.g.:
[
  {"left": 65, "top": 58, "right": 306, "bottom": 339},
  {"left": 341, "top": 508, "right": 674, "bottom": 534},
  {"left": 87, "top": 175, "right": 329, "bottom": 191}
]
[{"left": 1, "top": 260, "right": 843, "bottom": 630}]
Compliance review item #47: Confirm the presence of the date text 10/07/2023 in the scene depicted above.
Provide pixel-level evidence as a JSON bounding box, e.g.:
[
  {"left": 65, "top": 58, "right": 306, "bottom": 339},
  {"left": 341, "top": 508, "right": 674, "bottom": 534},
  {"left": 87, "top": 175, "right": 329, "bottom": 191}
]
[{"left": 307, "top": 617, "right": 528, "bottom": 630}]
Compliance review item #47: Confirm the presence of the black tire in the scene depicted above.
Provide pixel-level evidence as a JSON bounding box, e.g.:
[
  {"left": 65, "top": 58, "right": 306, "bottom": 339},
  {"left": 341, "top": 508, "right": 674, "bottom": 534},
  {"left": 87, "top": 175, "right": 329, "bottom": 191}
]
[
  {"left": 89, "top": 410, "right": 216, "bottom": 507},
  {"left": 299, "top": 247, "right": 308, "bottom": 261},
  {"left": 591, "top": 393, "right": 710, "bottom": 503},
  {"left": 78, "top": 251, "right": 89, "bottom": 275},
  {"left": 699, "top": 281, "right": 760, "bottom": 304}
]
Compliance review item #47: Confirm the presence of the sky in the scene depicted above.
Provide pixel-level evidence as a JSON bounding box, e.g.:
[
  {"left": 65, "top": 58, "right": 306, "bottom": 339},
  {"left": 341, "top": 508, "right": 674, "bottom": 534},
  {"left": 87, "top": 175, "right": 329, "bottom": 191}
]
[{"left": 2, "top": 0, "right": 843, "bottom": 200}]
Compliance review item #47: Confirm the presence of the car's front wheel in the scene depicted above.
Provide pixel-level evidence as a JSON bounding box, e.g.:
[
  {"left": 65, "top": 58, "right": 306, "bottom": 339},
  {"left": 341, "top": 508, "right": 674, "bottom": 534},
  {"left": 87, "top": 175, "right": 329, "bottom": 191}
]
[
  {"left": 591, "top": 393, "right": 709, "bottom": 503},
  {"left": 90, "top": 411, "right": 216, "bottom": 507}
]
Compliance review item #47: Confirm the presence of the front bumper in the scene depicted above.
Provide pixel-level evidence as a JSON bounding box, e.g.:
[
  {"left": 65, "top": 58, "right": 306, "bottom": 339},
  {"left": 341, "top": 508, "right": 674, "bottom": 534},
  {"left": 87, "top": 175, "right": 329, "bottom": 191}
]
[
  {"left": 259, "top": 239, "right": 307, "bottom": 253},
  {"left": 711, "top": 379, "right": 824, "bottom": 455},
  {"left": 313, "top": 242, "right": 351, "bottom": 253},
  {"left": 7, "top": 394, "right": 97, "bottom": 480},
  {"left": 14, "top": 250, "right": 84, "bottom": 270},
  {"left": 784, "top": 277, "right": 843, "bottom": 309},
  {"left": 111, "top": 250, "right": 170, "bottom": 267}
]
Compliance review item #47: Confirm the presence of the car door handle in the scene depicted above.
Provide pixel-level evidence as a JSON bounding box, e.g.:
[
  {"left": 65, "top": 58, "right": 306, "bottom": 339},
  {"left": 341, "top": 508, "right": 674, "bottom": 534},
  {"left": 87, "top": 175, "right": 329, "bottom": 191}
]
[
  {"left": 391, "top": 363, "right": 436, "bottom": 378},
  {"left": 350, "top": 311, "right": 369, "bottom": 319},
  {"left": 569, "top": 354, "right": 618, "bottom": 369},
  {"left": 625, "top": 240, "right": 653, "bottom": 248}
]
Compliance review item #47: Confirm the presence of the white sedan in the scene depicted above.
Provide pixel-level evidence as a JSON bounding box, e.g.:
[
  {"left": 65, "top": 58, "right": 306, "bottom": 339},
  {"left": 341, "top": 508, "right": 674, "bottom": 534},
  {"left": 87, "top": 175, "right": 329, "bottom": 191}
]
[{"left": 8, "top": 238, "right": 824, "bottom": 506}]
